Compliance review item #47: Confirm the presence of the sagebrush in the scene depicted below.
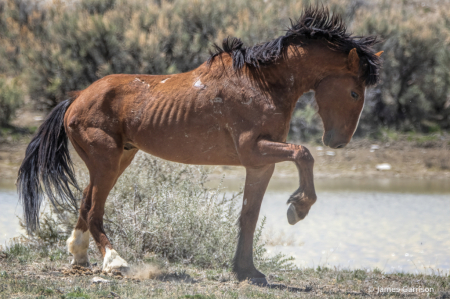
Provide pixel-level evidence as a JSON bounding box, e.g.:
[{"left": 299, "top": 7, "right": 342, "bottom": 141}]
[{"left": 1, "top": 0, "right": 449, "bottom": 135}]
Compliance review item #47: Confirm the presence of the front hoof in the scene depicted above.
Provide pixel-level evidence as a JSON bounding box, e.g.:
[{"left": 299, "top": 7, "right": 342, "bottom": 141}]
[
  {"left": 103, "top": 248, "right": 129, "bottom": 273},
  {"left": 287, "top": 204, "right": 303, "bottom": 225},
  {"left": 250, "top": 277, "right": 268, "bottom": 286}
]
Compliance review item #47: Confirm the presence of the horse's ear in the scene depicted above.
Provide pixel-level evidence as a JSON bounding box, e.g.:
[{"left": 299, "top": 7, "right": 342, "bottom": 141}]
[
  {"left": 375, "top": 51, "right": 384, "bottom": 57},
  {"left": 347, "top": 48, "right": 360, "bottom": 73}
]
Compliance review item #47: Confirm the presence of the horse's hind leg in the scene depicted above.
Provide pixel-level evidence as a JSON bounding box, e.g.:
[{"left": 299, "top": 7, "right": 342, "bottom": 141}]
[
  {"left": 91, "top": 148, "right": 138, "bottom": 272},
  {"left": 67, "top": 131, "right": 137, "bottom": 271}
]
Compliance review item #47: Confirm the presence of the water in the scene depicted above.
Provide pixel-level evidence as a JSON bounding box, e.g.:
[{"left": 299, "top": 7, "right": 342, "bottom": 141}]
[
  {"left": 260, "top": 190, "right": 450, "bottom": 274},
  {"left": 1, "top": 177, "right": 449, "bottom": 274},
  {"left": 0, "top": 183, "right": 24, "bottom": 246}
]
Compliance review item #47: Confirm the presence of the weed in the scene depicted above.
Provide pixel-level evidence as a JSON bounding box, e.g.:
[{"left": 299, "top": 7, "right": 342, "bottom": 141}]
[{"left": 352, "top": 269, "right": 367, "bottom": 281}]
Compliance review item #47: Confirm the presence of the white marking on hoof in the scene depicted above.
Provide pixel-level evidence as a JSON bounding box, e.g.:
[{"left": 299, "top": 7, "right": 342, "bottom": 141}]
[
  {"left": 194, "top": 79, "right": 205, "bottom": 89},
  {"left": 160, "top": 78, "right": 170, "bottom": 83},
  {"left": 103, "top": 247, "right": 129, "bottom": 272},
  {"left": 67, "top": 229, "right": 90, "bottom": 265}
]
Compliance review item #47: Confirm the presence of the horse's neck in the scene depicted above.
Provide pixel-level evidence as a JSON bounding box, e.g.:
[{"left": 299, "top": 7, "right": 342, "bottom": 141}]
[{"left": 255, "top": 43, "right": 345, "bottom": 107}]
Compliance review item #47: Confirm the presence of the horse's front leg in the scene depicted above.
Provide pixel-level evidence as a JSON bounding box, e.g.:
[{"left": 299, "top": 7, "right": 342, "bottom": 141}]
[
  {"left": 234, "top": 164, "right": 275, "bottom": 284},
  {"left": 234, "top": 139, "right": 316, "bottom": 283},
  {"left": 245, "top": 140, "right": 317, "bottom": 225}
]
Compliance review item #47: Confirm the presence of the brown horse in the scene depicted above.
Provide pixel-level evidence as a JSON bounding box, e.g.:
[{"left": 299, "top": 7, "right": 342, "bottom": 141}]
[{"left": 17, "top": 7, "right": 382, "bottom": 285}]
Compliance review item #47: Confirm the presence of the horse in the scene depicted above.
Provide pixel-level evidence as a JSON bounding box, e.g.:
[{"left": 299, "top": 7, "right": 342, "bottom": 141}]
[{"left": 17, "top": 7, "right": 382, "bottom": 285}]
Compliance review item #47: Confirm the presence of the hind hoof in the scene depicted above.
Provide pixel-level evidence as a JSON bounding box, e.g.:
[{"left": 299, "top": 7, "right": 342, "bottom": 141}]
[{"left": 103, "top": 248, "right": 129, "bottom": 273}]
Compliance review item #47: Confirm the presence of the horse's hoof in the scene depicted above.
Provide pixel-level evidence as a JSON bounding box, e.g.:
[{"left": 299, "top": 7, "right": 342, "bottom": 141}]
[
  {"left": 287, "top": 204, "right": 302, "bottom": 225},
  {"left": 103, "top": 248, "right": 129, "bottom": 273},
  {"left": 250, "top": 277, "right": 269, "bottom": 286}
]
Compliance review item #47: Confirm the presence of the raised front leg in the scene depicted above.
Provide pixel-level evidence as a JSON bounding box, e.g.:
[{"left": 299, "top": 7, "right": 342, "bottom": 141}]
[
  {"left": 240, "top": 140, "right": 317, "bottom": 225},
  {"left": 234, "top": 164, "right": 275, "bottom": 284}
]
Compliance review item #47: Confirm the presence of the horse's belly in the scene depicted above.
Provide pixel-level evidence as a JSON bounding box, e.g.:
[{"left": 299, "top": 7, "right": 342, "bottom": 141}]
[{"left": 132, "top": 127, "right": 241, "bottom": 166}]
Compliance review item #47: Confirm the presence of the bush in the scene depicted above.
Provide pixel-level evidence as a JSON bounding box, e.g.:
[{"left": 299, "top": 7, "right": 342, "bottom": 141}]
[
  {"left": 1, "top": 0, "right": 450, "bottom": 132},
  {"left": 0, "top": 77, "right": 24, "bottom": 127},
  {"left": 102, "top": 153, "right": 242, "bottom": 267},
  {"left": 354, "top": 1, "right": 450, "bottom": 135},
  {"left": 9, "top": 0, "right": 314, "bottom": 109}
]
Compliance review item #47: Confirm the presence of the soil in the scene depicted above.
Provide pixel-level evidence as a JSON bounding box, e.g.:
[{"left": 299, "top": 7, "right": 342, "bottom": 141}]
[{"left": 1, "top": 256, "right": 449, "bottom": 298}]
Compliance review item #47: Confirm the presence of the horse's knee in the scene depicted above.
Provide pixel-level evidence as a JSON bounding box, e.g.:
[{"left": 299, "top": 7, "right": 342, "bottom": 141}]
[{"left": 295, "top": 146, "right": 314, "bottom": 166}]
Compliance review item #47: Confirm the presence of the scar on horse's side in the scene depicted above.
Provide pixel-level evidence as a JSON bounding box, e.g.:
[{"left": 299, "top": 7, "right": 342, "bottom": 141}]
[{"left": 17, "top": 6, "right": 382, "bottom": 285}]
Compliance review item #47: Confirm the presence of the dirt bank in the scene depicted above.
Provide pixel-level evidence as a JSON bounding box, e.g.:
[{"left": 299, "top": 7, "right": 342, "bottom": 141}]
[{"left": 0, "top": 252, "right": 448, "bottom": 298}]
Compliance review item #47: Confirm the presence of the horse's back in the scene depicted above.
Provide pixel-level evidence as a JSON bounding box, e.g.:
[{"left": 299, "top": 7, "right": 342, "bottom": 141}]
[{"left": 64, "top": 72, "right": 242, "bottom": 165}]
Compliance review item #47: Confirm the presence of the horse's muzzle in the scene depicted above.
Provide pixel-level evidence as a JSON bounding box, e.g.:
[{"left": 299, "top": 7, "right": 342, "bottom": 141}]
[{"left": 323, "top": 129, "right": 349, "bottom": 149}]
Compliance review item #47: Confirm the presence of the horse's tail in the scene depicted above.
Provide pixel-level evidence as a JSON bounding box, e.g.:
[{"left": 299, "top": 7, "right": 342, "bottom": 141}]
[{"left": 17, "top": 93, "right": 81, "bottom": 233}]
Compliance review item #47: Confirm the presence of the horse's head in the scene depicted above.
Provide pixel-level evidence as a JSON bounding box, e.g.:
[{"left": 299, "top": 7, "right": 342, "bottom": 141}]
[{"left": 314, "top": 49, "right": 382, "bottom": 149}]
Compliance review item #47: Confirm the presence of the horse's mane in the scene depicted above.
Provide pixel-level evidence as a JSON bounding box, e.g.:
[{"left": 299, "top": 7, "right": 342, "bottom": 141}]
[{"left": 208, "top": 6, "right": 381, "bottom": 86}]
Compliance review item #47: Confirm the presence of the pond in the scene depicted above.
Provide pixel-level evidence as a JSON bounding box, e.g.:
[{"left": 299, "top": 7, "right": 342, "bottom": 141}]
[{"left": 1, "top": 177, "right": 449, "bottom": 274}]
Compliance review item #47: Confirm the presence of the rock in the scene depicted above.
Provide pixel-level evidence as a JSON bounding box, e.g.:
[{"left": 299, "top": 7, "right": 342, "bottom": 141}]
[
  {"left": 370, "top": 144, "right": 380, "bottom": 150},
  {"left": 92, "top": 276, "right": 110, "bottom": 284},
  {"left": 376, "top": 163, "right": 392, "bottom": 171},
  {"left": 316, "top": 146, "right": 324, "bottom": 151},
  {"left": 326, "top": 151, "right": 336, "bottom": 156}
]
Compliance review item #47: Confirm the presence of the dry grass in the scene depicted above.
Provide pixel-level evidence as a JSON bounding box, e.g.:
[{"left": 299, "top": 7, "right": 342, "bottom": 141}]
[{"left": 0, "top": 248, "right": 449, "bottom": 298}]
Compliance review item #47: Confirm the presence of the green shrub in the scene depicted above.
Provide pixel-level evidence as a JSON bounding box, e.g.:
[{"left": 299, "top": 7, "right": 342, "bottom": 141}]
[
  {"left": 354, "top": 1, "right": 450, "bottom": 134},
  {"left": 0, "top": 77, "right": 24, "bottom": 126},
  {"left": 1, "top": 0, "right": 450, "bottom": 133}
]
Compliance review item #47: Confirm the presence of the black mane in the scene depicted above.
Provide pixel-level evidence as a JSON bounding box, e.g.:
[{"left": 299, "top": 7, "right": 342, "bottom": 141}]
[{"left": 208, "top": 6, "right": 381, "bottom": 86}]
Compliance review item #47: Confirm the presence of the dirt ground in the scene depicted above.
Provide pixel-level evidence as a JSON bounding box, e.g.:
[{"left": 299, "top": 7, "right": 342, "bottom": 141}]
[{"left": 1, "top": 254, "right": 449, "bottom": 298}]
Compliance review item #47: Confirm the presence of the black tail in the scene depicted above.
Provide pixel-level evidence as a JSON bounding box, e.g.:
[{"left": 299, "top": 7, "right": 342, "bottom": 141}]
[{"left": 17, "top": 97, "right": 80, "bottom": 233}]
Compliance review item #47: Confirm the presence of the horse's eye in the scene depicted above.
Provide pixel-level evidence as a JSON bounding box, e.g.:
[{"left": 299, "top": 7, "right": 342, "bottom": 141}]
[{"left": 351, "top": 91, "right": 359, "bottom": 100}]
